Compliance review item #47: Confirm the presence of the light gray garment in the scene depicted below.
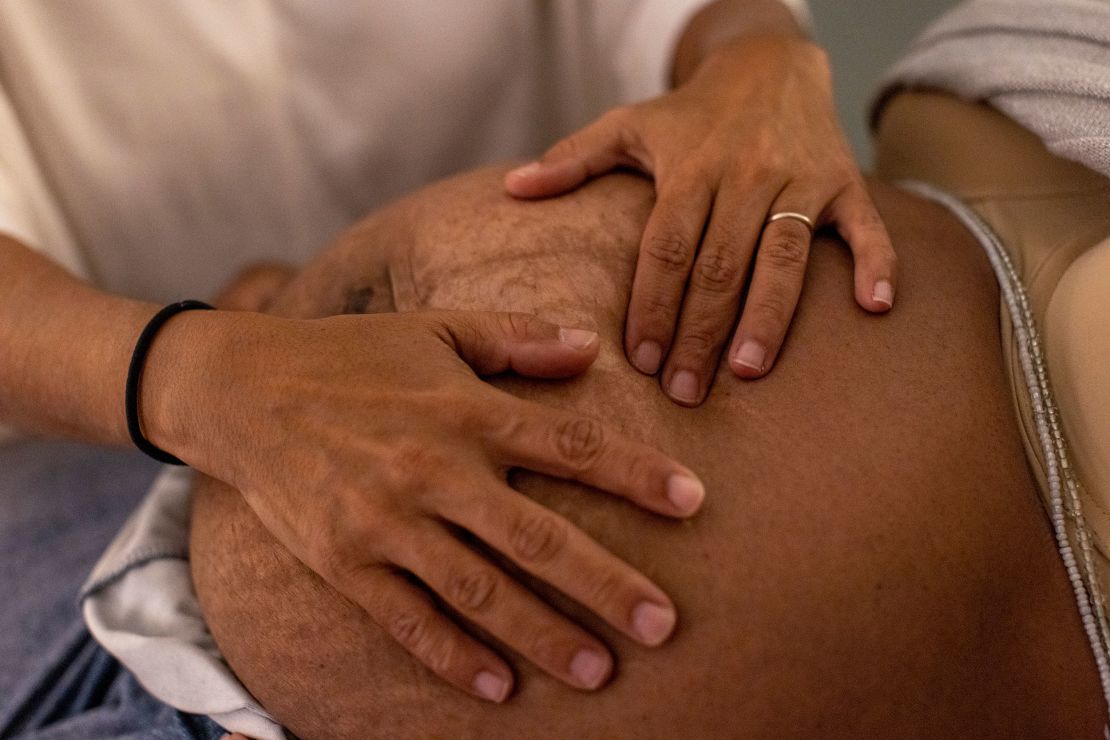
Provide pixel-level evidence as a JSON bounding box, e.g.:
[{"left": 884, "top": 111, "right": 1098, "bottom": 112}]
[
  {"left": 874, "top": 0, "right": 1110, "bottom": 179},
  {"left": 80, "top": 468, "right": 282, "bottom": 740}
]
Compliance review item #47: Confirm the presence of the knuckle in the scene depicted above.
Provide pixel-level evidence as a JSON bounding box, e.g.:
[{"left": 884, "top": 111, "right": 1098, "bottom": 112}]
[
  {"left": 480, "top": 403, "right": 525, "bottom": 442},
  {"left": 762, "top": 229, "right": 810, "bottom": 271},
  {"left": 527, "top": 630, "right": 566, "bottom": 668},
  {"left": 744, "top": 152, "right": 782, "bottom": 184},
  {"left": 691, "top": 250, "right": 744, "bottom": 293},
  {"left": 588, "top": 570, "right": 627, "bottom": 613},
  {"left": 864, "top": 239, "right": 898, "bottom": 271},
  {"left": 747, "top": 294, "right": 791, "bottom": 330},
  {"left": 661, "top": 166, "right": 711, "bottom": 199},
  {"left": 313, "top": 531, "right": 369, "bottom": 584},
  {"left": 643, "top": 231, "right": 692, "bottom": 270},
  {"left": 383, "top": 440, "right": 439, "bottom": 488},
  {"left": 555, "top": 416, "right": 607, "bottom": 470},
  {"left": 509, "top": 510, "right": 568, "bottom": 563},
  {"left": 445, "top": 566, "right": 499, "bottom": 613},
  {"left": 314, "top": 540, "right": 351, "bottom": 583},
  {"left": 388, "top": 610, "right": 456, "bottom": 675},
  {"left": 388, "top": 609, "right": 429, "bottom": 652},
  {"left": 637, "top": 294, "right": 678, "bottom": 327},
  {"left": 425, "top": 636, "right": 458, "bottom": 675},
  {"left": 620, "top": 449, "right": 651, "bottom": 492},
  {"left": 854, "top": 207, "right": 886, "bottom": 233},
  {"left": 503, "top": 311, "right": 540, "bottom": 341},
  {"left": 674, "top": 327, "right": 717, "bottom": 356}
]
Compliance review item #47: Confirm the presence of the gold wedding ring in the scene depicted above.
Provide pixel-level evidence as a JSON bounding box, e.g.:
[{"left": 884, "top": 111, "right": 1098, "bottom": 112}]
[{"left": 766, "top": 211, "right": 815, "bottom": 232}]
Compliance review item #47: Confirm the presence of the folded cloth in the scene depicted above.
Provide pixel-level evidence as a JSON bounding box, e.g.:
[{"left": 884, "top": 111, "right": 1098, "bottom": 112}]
[
  {"left": 80, "top": 468, "right": 282, "bottom": 740},
  {"left": 874, "top": 0, "right": 1110, "bottom": 180}
]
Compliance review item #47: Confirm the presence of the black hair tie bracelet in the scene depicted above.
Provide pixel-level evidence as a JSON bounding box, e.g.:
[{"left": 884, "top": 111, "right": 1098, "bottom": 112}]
[{"left": 125, "top": 300, "right": 214, "bottom": 465}]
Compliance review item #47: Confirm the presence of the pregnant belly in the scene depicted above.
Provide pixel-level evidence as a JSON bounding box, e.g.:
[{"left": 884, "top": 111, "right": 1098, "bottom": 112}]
[{"left": 192, "top": 169, "right": 1103, "bottom": 738}]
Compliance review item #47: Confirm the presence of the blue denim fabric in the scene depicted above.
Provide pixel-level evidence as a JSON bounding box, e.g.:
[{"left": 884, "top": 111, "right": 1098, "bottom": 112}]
[{"left": 0, "top": 440, "right": 224, "bottom": 739}]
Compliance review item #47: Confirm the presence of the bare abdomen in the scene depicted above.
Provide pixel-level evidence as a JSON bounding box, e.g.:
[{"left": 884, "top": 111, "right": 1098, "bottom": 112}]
[{"left": 192, "top": 171, "right": 1103, "bottom": 738}]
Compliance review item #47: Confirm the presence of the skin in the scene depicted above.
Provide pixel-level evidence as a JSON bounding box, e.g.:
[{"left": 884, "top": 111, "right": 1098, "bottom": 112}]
[
  {"left": 506, "top": 0, "right": 897, "bottom": 402},
  {"left": 0, "top": 228, "right": 702, "bottom": 701},
  {"left": 192, "top": 167, "right": 1103, "bottom": 738},
  {"left": 0, "top": 0, "right": 888, "bottom": 703}
]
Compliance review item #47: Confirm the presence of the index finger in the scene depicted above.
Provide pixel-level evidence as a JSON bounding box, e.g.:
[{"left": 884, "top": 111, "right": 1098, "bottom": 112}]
[
  {"left": 441, "top": 482, "right": 678, "bottom": 648},
  {"left": 484, "top": 396, "right": 705, "bottom": 518}
]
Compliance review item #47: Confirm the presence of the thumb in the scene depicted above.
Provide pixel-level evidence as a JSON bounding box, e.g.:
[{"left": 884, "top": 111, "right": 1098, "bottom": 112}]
[
  {"left": 504, "top": 108, "right": 642, "bottom": 199},
  {"left": 432, "top": 311, "right": 601, "bottom": 378}
]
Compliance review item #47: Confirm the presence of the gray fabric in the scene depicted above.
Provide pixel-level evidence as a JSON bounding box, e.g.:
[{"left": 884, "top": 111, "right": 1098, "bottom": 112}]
[
  {"left": 874, "top": 0, "right": 1110, "bottom": 179},
  {"left": 0, "top": 439, "right": 224, "bottom": 738},
  {"left": 0, "top": 440, "right": 158, "bottom": 700}
]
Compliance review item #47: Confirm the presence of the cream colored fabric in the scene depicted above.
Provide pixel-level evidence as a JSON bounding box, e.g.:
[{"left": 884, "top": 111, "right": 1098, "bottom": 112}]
[
  {"left": 0, "top": 83, "right": 84, "bottom": 277},
  {"left": 0, "top": 0, "right": 731, "bottom": 302},
  {"left": 875, "top": 90, "right": 1110, "bottom": 592},
  {"left": 1047, "top": 241, "right": 1110, "bottom": 542}
]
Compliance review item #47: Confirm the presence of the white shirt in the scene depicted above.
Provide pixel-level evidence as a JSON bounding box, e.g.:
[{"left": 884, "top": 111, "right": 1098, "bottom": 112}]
[
  {"left": 0, "top": 0, "right": 717, "bottom": 444},
  {"left": 0, "top": 1, "right": 811, "bottom": 303},
  {"left": 0, "top": 0, "right": 806, "bottom": 303}
]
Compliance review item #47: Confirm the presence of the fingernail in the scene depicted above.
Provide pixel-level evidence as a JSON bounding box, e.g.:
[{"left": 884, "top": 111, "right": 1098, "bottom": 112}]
[
  {"left": 668, "top": 370, "right": 699, "bottom": 403},
  {"left": 666, "top": 473, "right": 705, "bottom": 514},
  {"left": 732, "top": 341, "right": 766, "bottom": 373},
  {"left": 559, "top": 328, "right": 598, "bottom": 350},
  {"left": 632, "top": 341, "right": 662, "bottom": 374},
  {"left": 872, "top": 279, "right": 894, "bottom": 308},
  {"left": 508, "top": 161, "right": 543, "bottom": 179},
  {"left": 632, "top": 601, "right": 676, "bottom": 646},
  {"left": 473, "top": 670, "right": 510, "bottom": 702},
  {"left": 569, "top": 649, "right": 610, "bottom": 689}
]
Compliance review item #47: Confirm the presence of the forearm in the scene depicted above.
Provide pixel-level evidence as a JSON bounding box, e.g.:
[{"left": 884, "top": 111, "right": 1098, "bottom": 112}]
[
  {"left": 0, "top": 234, "right": 224, "bottom": 452},
  {"left": 672, "top": 0, "right": 814, "bottom": 86},
  {"left": 0, "top": 234, "right": 152, "bottom": 442}
]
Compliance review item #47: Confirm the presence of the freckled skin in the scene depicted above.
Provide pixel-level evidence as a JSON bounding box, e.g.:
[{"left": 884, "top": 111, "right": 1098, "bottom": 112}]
[{"left": 192, "top": 168, "right": 1104, "bottom": 739}]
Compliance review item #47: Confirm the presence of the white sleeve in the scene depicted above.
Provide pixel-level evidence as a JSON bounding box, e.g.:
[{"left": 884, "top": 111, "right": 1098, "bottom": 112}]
[
  {"left": 604, "top": 0, "right": 711, "bottom": 104},
  {"left": 0, "top": 83, "right": 85, "bottom": 276},
  {"left": 0, "top": 82, "right": 86, "bottom": 444},
  {"left": 779, "top": 0, "right": 814, "bottom": 33},
  {"left": 601, "top": 0, "right": 815, "bottom": 105}
]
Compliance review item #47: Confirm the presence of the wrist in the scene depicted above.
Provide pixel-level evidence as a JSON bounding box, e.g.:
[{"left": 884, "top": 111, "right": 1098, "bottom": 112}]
[
  {"left": 673, "top": 0, "right": 812, "bottom": 86},
  {"left": 138, "top": 307, "right": 247, "bottom": 472},
  {"left": 685, "top": 33, "right": 833, "bottom": 109},
  {"left": 707, "top": 32, "right": 829, "bottom": 82}
]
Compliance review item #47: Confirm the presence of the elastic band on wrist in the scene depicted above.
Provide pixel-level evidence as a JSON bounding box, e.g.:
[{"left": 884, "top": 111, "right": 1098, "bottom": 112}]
[{"left": 125, "top": 300, "right": 214, "bottom": 465}]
